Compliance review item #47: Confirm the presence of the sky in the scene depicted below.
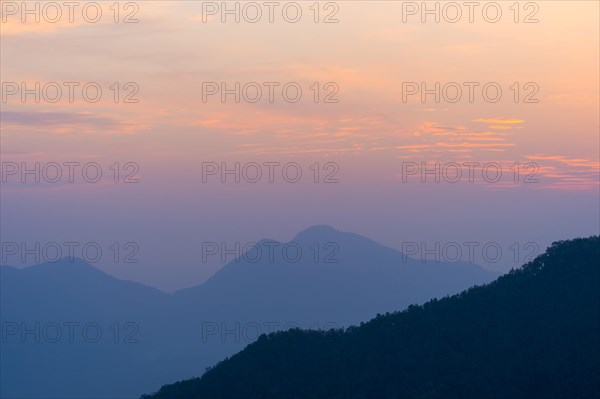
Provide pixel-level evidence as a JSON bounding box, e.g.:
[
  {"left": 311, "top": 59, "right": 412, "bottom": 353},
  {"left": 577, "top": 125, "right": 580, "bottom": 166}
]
[{"left": 1, "top": 0, "right": 599, "bottom": 291}]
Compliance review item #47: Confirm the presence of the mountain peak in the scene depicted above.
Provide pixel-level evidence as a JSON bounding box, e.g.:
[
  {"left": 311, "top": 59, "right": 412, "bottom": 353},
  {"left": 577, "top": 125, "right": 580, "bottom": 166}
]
[
  {"left": 293, "top": 225, "right": 345, "bottom": 242},
  {"left": 298, "top": 224, "right": 340, "bottom": 234},
  {"left": 29, "top": 257, "right": 99, "bottom": 270}
]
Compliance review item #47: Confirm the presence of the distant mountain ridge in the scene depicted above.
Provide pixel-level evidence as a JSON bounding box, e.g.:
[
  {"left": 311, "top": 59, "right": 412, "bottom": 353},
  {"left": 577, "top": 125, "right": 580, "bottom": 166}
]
[
  {"left": 173, "top": 225, "right": 497, "bottom": 336},
  {"left": 142, "top": 236, "right": 600, "bottom": 399},
  {"left": 1, "top": 226, "right": 499, "bottom": 398}
]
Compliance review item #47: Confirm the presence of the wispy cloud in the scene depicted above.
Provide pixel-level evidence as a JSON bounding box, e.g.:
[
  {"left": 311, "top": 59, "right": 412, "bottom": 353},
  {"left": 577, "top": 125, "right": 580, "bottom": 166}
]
[
  {"left": 1, "top": 111, "right": 148, "bottom": 135},
  {"left": 474, "top": 118, "right": 525, "bottom": 124}
]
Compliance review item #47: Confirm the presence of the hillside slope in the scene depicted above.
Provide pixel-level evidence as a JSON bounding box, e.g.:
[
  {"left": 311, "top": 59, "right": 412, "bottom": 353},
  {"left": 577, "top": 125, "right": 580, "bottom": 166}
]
[{"left": 143, "top": 236, "right": 600, "bottom": 399}]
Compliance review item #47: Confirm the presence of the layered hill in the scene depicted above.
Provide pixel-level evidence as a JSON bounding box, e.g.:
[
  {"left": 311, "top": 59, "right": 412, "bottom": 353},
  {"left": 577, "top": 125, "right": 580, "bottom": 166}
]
[
  {"left": 143, "top": 236, "right": 600, "bottom": 399},
  {"left": 0, "top": 226, "right": 498, "bottom": 398}
]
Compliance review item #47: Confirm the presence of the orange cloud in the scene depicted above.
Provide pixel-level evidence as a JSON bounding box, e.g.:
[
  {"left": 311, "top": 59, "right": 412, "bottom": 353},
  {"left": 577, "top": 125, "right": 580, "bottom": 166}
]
[{"left": 474, "top": 118, "right": 525, "bottom": 124}]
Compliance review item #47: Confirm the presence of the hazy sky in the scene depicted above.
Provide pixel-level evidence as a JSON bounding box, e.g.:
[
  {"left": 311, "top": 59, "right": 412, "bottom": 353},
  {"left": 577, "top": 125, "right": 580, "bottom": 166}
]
[{"left": 1, "top": 1, "right": 598, "bottom": 291}]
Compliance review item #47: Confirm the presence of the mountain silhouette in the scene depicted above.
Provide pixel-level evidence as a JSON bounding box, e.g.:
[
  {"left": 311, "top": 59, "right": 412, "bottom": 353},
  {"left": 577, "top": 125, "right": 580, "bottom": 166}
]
[
  {"left": 142, "top": 236, "right": 600, "bottom": 399},
  {"left": 174, "top": 225, "right": 496, "bottom": 326},
  {"left": 0, "top": 258, "right": 178, "bottom": 398},
  {"left": 1, "top": 226, "right": 498, "bottom": 398}
]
